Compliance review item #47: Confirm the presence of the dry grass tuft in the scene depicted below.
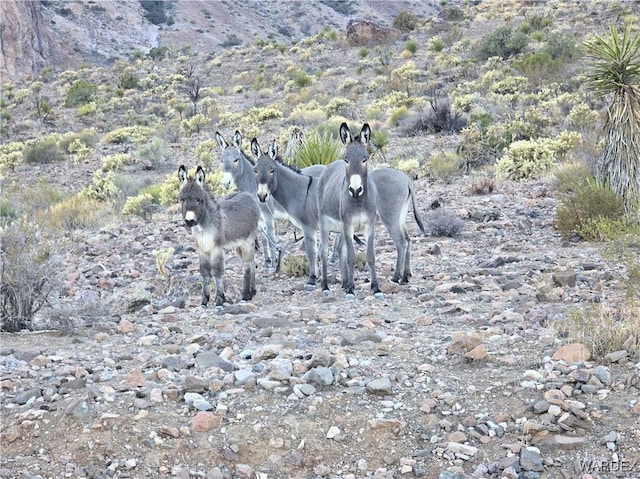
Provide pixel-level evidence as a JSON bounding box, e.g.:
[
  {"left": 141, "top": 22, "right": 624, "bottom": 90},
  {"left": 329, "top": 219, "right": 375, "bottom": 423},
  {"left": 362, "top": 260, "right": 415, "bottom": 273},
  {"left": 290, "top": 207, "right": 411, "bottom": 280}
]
[{"left": 558, "top": 301, "right": 640, "bottom": 358}]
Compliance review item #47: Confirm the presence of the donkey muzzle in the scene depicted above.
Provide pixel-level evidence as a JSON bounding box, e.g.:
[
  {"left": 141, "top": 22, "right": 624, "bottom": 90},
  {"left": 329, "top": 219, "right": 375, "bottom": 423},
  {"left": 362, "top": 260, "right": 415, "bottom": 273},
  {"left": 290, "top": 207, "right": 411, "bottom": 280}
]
[
  {"left": 184, "top": 211, "right": 198, "bottom": 227},
  {"left": 349, "top": 185, "right": 364, "bottom": 198}
]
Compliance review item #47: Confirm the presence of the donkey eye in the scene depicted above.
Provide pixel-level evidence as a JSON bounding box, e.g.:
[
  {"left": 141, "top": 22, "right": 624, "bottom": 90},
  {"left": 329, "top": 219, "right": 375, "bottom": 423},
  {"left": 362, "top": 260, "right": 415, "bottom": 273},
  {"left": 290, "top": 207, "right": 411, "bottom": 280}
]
[{"left": 233, "top": 159, "right": 238, "bottom": 163}]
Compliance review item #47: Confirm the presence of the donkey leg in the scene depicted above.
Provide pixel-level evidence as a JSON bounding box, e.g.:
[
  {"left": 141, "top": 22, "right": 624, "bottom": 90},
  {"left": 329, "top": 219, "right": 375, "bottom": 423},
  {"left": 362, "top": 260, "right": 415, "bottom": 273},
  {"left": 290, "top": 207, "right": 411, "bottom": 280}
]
[
  {"left": 342, "top": 225, "right": 356, "bottom": 296},
  {"left": 303, "top": 227, "right": 317, "bottom": 290},
  {"left": 198, "top": 254, "right": 211, "bottom": 307},
  {"left": 211, "top": 247, "right": 225, "bottom": 307},
  {"left": 402, "top": 233, "right": 411, "bottom": 284},
  {"left": 319, "top": 222, "right": 331, "bottom": 293},
  {"left": 366, "top": 225, "right": 382, "bottom": 297},
  {"left": 239, "top": 242, "right": 256, "bottom": 301}
]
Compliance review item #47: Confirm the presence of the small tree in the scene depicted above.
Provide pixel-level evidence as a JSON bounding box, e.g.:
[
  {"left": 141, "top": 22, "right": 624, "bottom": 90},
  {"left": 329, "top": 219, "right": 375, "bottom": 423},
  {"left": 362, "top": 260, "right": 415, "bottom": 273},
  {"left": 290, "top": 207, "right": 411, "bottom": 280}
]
[
  {"left": 181, "top": 77, "right": 204, "bottom": 114},
  {"left": 584, "top": 26, "right": 640, "bottom": 216}
]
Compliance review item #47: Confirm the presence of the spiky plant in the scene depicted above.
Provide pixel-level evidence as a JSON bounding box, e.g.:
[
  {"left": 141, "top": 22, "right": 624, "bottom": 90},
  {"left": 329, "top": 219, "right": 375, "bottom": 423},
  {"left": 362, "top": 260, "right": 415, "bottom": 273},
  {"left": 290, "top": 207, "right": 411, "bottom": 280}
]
[
  {"left": 292, "top": 129, "right": 342, "bottom": 168},
  {"left": 584, "top": 26, "right": 640, "bottom": 218}
]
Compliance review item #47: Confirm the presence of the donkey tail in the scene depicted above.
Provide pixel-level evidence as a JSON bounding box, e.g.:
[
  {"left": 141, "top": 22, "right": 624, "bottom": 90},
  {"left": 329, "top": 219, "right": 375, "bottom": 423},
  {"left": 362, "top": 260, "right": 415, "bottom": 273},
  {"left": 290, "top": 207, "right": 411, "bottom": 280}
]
[{"left": 408, "top": 180, "right": 427, "bottom": 236}]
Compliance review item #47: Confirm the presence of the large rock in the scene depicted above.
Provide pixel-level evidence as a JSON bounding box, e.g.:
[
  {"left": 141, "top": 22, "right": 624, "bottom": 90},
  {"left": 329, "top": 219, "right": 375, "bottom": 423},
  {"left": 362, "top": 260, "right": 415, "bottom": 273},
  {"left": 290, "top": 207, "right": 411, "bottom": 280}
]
[{"left": 346, "top": 18, "right": 399, "bottom": 45}]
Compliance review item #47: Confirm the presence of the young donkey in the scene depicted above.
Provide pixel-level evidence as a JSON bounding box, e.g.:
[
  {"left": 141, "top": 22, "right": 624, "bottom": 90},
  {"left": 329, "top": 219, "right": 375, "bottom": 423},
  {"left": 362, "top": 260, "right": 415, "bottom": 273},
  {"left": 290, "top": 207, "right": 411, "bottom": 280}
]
[
  {"left": 251, "top": 138, "right": 324, "bottom": 290},
  {"left": 317, "top": 123, "right": 383, "bottom": 299},
  {"left": 178, "top": 165, "right": 260, "bottom": 307}
]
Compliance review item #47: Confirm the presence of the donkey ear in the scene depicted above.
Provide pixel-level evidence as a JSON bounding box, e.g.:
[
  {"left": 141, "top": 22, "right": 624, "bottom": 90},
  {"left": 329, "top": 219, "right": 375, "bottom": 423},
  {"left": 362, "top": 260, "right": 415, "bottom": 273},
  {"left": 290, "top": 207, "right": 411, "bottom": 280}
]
[
  {"left": 178, "top": 165, "right": 188, "bottom": 184},
  {"left": 268, "top": 140, "right": 278, "bottom": 159},
  {"left": 233, "top": 130, "right": 243, "bottom": 148},
  {"left": 195, "top": 166, "right": 206, "bottom": 186},
  {"left": 251, "top": 138, "right": 261, "bottom": 159},
  {"left": 339, "top": 122, "right": 352, "bottom": 144},
  {"left": 360, "top": 123, "right": 371, "bottom": 146},
  {"left": 214, "top": 132, "right": 228, "bottom": 150}
]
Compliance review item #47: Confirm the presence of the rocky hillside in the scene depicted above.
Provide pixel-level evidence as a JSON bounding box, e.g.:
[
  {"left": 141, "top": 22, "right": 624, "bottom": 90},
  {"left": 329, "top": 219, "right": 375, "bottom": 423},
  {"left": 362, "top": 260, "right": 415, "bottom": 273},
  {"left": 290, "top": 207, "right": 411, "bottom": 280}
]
[{"left": 1, "top": 0, "right": 441, "bottom": 82}]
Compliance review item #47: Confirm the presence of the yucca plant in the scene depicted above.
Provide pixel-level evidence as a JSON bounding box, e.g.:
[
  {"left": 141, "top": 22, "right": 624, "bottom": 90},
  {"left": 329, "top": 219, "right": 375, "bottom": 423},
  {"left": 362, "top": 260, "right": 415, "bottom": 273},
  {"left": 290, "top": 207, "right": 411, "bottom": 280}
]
[
  {"left": 584, "top": 26, "right": 640, "bottom": 217},
  {"left": 292, "top": 129, "right": 342, "bottom": 168}
]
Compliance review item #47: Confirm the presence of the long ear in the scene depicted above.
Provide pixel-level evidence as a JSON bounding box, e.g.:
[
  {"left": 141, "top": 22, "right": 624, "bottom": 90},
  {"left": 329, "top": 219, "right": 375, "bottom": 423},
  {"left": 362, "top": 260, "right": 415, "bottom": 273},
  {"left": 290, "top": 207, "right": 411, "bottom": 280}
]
[
  {"left": 251, "top": 138, "right": 261, "bottom": 159},
  {"left": 178, "top": 165, "right": 188, "bottom": 184},
  {"left": 214, "top": 131, "right": 228, "bottom": 150},
  {"left": 339, "top": 122, "right": 352, "bottom": 144},
  {"left": 360, "top": 123, "right": 371, "bottom": 146},
  {"left": 268, "top": 140, "right": 278, "bottom": 159},
  {"left": 195, "top": 166, "right": 206, "bottom": 186},
  {"left": 233, "top": 130, "right": 243, "bottom": 148}
]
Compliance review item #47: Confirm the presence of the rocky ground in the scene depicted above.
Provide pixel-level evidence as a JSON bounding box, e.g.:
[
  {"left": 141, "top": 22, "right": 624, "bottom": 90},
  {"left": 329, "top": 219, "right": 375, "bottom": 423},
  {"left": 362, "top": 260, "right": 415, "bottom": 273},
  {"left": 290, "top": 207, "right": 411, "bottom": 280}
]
[{"left": 1, "top": 174, "right": 639, "bottom": 479}]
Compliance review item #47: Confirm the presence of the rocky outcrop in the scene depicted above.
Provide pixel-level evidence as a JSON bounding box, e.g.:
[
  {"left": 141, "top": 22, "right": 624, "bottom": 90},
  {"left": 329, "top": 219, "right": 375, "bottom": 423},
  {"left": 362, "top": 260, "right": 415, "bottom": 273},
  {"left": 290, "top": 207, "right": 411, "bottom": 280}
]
[
  {"left": 346, "top": 18, "right": 400, "bottom": 45},
  {"left": 0, "top": 0, "right": 56, "bottom": 81}
]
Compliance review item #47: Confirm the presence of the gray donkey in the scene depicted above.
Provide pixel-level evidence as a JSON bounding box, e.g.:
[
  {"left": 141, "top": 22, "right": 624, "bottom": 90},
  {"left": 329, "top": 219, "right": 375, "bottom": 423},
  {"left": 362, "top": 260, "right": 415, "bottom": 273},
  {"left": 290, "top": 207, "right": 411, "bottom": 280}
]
[
  {"left": 317, "top": 123, "right": 383, "bottom": 299},
  {"left": 251, "top": 138, "right": 324, "bottom": 290},
  {"left": 178, "top": 165, "right": 260, "bottom": 307},
  {"left": 215, "top": 130, "right": 284, "bottom": 271}
]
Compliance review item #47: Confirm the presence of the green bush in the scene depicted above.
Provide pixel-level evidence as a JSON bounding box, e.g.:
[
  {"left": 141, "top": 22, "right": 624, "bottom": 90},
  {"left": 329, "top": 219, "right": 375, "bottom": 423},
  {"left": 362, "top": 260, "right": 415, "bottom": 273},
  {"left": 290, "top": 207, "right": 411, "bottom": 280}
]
[
  {"left": 118, "top": 70, "right": 139, "bottom": 90},
  {"left": 293, "top": 130, "right": 342, "bottom": 168},
  {"left": 121, "top": 193, "right": 156, "bottom": 218},
  {"left": 294, "top": 70, "right": 312, "bottom": 88},
  {"left": 65, "top": 79, "right": 97, "bottom": 107},
  {"left": 405, "top": 39, "right": 418, "bottom": 54},
  {"left": 495, "top": 138, "right": 558, "bottom": 181},
  {"left": 429, "top": 150, "right": 461, "bottom": 183},
  {"left": 393, "top": 11, "right": 419, "bottom": 32},
  {"left": 280, "top": 254, "right": 309, "bottom": 277},
  {"left": 47, "top": 194, "right": 107, "bottom": 230},
  {"left": 137, "top": 137, "right": 170, "bottom": 170},
  {"left": 23, "top": 137, "right": 66, "bottom": 164},
  {"left": 554, "top": 170, "right": 625, "bottom": 240},
  {"left": 59, "top": 130, "right": 97, "bottom": 153},
  {"left": 476, "top": 26, "right": 529, "bottom": 61}
]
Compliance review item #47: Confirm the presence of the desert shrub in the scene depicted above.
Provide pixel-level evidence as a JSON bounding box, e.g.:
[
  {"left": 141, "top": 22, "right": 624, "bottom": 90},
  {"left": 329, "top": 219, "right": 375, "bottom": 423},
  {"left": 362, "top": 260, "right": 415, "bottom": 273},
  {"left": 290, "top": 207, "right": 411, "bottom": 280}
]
[
  {"left": 65, "top": 79, "right": 97, "bottom": 107},
  {"left": 23, "top": 136, "right": 66, "bottom": 164},
  {"left": 476, "top": 26, "right": 529, "bottom": 61},
  {"left": 403, "top": 100, "right": 466, "bottom": 135},
  {"left": 82, "top": 171, "right": 120, "bottom": 202},
  {"left": 424, "top": 207, "right": 463, "bottom": 237},
  {"left": 1, "top": 221, "right": 60, "bottom": 331},
  {"left": 370, "top": 129, "right": 389, "bottom": 152},
  {"left": 121, "top": 193, "right": 156, "bottom": 218},
  {"left": 248, "top": 106, "right": 283, "bottom": 122},
  {"left": 542, "top": 30, "right": 579, "bottom": 61},
  {"left": 47, "top": 194, "right": 107, "bottom": 230},
  {"left": 358, "top": 47, "right": 370, "bottom": 58},
  {"left": 148, "top": 46, "right": 169, "bottom": 60},
  {"left": 118, "top": 70, "right": 139, "bottom": 90},
  {"left": 339, "top": 78, "right": 361, "bottom": 92},
  {"left": 514, "top": 52, "right": 561, "bottom": 84},
  {"left": 180, "top": 113, "right": 209, "bottom": 136},
  {"left": 0, "top": 150, "right": 22, "bottom": 172},
  {"left": 440, "top": 4, "right": 464, "bottom": 22},
  {"left": 325, "top": 97, "right": 354, "bottom": 118},
  {"left": 393, "top": 11, "right": 419, "bottom": 32},
  {"left": 495, "top": 138, "right": 558, "bottom": 181},
  {"left": 566, "top": 103, "right": 599, "bottom": 132},
  {"left": 77, "top": 102, "right": 97, "bottom": 116},
  {"left": 0, "top": 198, "right": 18, "bottom": 226},
  {"left": 389, "top": 105, "right": 409, "bottom": 126},
  {"left": 59, "top": 129, "right": 97, "bottom": 152},
  {"left": 555, "top": 177, "right": 625, "bottom": 240},
  {"left": 141, "top": 0, "right": 170, "bottom": 25},
  {"left": 405, "top": 39, "right": 418, "bottom": 55},
  {"left": 101, "top": 126, "right": 154, "bottom": 144},
  {"left": 430, "top": 36, "right": 445, "bottom": 52},
  {"left": 101, "top": 153, "right": 135, "bottom": 172},
  {"left": 293, "top": 70, "right": 312, "bottom": 88},
  {"left": 396, "top": 158, "right": 420, "bottom": 178},
  {"left": 280, "top": 254, "right": 309, "bottom": 278},
  {"left": 137, "top": 137, "right": 170, "bottom": 170},
  {"left": 468, "top": 177, "right": 496, "bottom": 195},
  {"left": 195, "top": 140, "right": 217, "bottom": 171},
  {"left": 559, "top": 301, "right": 640, "bottom": 358},
  {"left": 429, "top": 150, "right": 461, "bottom": 183},
  {"left": 293, "top": 130, "right": 342, "bottom": 168}
]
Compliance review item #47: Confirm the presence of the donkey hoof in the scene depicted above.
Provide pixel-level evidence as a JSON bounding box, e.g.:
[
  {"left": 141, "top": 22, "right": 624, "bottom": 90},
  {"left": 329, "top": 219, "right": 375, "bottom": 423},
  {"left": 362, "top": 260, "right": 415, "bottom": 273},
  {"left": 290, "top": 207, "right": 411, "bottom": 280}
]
[
  {"left": 374, "top": 292, "right": 385, "bottom": 300},
  {"left": 304, "top": 283, "right": 316, "bottom": 291},
  {"left": 322, "top": 289, "right": 330, "bottom": 297},
  {"left": 345, "top": 293, "right": 356, "bottom": 301},
  {"left": 214, "top": 305, "right": 224, "bottom": 314}
]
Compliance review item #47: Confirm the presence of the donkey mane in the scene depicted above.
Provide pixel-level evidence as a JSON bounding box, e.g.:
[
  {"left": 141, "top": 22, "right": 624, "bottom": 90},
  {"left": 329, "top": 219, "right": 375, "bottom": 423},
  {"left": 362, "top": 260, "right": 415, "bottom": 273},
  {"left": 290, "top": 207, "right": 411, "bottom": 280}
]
[{"left": 272, "top": 154, "right": 303, "bottom": 175}]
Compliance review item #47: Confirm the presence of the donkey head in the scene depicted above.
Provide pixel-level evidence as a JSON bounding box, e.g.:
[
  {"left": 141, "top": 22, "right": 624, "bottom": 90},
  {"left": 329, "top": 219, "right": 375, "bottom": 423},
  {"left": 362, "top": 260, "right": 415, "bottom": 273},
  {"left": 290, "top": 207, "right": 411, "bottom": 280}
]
[
  {"left": 216, "top": 130, "right": 249, "bottom": 189},
  {"left": 251, "top": 138, "right": 279, "bottom": 203},
  {"left": 178, "top": 165, "right": 208, "bottom": 228},
  {"left": 340, "top": 122, "right": 371, "bottom": 199}
]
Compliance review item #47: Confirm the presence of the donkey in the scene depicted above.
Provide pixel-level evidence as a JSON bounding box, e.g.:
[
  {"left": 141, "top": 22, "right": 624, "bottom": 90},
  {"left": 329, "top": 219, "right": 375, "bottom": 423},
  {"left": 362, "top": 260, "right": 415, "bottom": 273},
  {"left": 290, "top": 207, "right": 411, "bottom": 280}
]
[
  {"left": 215, "top": 130, "right": 284, "bottom": 271},
  {"left": 178, "top": 165, "right": 260, "bottom": 307},
  {"left": 370, "top": 167, "right": 426, "bottom": 283},
  {"left": 251, "top": 138, "right": 324, "bottom": 290},
  {"left": 317, "top": 123, "right": 382, "bottom": 299}
]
